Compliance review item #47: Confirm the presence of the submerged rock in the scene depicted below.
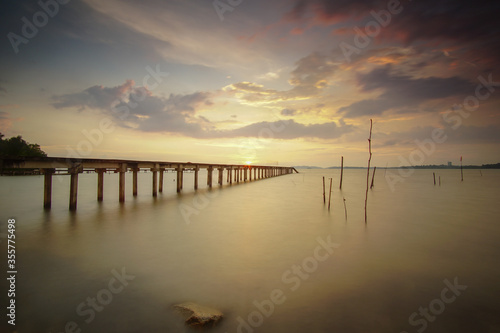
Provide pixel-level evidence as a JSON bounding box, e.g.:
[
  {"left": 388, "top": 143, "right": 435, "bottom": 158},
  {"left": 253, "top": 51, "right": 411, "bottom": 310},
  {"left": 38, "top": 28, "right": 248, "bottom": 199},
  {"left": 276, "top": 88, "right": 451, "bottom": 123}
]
[{"left": 174, "top": 302, "right": 223, "bottom": 328}]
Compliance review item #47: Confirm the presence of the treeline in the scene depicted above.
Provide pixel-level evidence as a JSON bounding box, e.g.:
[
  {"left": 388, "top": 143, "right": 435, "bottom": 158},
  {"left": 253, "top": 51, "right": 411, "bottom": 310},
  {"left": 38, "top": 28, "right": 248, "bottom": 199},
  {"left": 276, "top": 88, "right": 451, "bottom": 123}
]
[
  {"left": 410, "top": 164, "right": 500, "bottom": 169},
  {"left": 0, "top": 133, "right": 47, "bottom": 157}
]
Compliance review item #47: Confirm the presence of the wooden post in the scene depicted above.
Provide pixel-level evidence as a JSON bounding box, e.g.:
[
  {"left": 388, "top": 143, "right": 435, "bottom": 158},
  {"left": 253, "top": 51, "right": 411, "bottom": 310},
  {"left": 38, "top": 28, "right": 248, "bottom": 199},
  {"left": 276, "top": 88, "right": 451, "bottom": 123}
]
[
  {"left": 194, "top": 166, "right": 199, "bottom": 190},
  {"left": 97, "top": 168, "right": 105, "bottom": 201},
  {"left": 132, "top": 168, "right": 138, "bottom": 196},
  {"left": 177, "top": 165, "right": 183, "bottom": 192},
  {"left": 370, "top": 166, "right": 376, "bottom": 189},
  {"left": 218, "top": 167, "right": 223, "bottom": 185},
  {"left": 433, "top": 172, "right": 436, "bottom": 185},
  {"left": 249, "top": 167, "right": 252, "bottom": 181},
  {"left": 364, "top": 119, "right": 373, "bottom": 223},
  {"left": 118, "top": 164, "right": 126, "bottom": 203},
  {"left": 69, "top": 166, "right": 81, "bottom": 210},
  {"left": 439, "top": 176, "right": 441, "bottom": 186},
  {"left": 159, "top": 168, "right": 164, "bottom": 193},
  {"left": 340, "top": 156, "right": 344, "bottom": 189},
  {"left": 152, "top": 168, "right": 158, "bottom": 197},
  {"left": 42, "top": 168, "right": 54, "bottom": 209},
  {"left": 460, "top": 156, "right": 463, "bottom": 181},
  {"left": 322, "top": 176, "right": 326, "bottom": 204},
  {"left": 343, "top": 197, "right": 347, "bottom": 220},
  {"left": 207, "top": 166, "right": 213, "bottom": 187},
  {"left": 328, "top": 178, "right": 333, "bottom": 211}
]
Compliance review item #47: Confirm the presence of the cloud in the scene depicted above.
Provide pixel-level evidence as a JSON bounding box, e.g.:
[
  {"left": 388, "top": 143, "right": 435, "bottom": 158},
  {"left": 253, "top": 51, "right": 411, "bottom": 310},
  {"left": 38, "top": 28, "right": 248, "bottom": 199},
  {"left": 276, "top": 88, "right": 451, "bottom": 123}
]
[
  {"left": 281, "top": 108, "right": 297, "bottom": 116},
  {"left": 286, "top": 0, "right": 375, "bottom": 23},
  {"left": 52, "top": 80, "right": 353, "bottom": 140},
  {"left": 257, "top": 72, "right": 280, "bottom": 81},
  {"left": 287, "top": 52, "right": 338, "bottom": 97},
  {"left": 287, "top": 0, "right": 500, "bottom": 69},
  {"left": 376, "top": 123, "right": 500, "bottom": 148},
  {"left": 52, "top": 80, "right": 135, "bottom": 110},
  {"left": 339, "top": 65, "right": 474, "bottom": 118},
  {"left": 217, "top": 119, "right": 354, "bottom": 140},
  {"left": 224, "top": 52, "right": 339, "bottom": 103},
  {"left": 442, "top": 124, "right": 500, "bottom": 144},
  {"left": 52, "top": 81, "right": 213, "bottom": 135}
]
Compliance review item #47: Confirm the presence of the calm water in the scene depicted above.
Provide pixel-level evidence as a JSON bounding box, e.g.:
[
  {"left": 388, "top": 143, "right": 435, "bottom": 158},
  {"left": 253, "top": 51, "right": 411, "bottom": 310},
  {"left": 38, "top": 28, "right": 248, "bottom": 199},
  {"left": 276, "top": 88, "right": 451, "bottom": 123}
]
[{"left": 0, "top": 168, "right": 499, "bottom": 333}]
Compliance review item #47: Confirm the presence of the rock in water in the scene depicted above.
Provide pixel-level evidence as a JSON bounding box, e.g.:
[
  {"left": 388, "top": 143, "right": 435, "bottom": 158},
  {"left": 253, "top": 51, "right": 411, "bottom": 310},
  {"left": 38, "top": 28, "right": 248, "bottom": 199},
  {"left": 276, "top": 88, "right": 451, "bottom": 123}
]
[{"left": 174, "top": 302, "right": 223, "bottom": 328}]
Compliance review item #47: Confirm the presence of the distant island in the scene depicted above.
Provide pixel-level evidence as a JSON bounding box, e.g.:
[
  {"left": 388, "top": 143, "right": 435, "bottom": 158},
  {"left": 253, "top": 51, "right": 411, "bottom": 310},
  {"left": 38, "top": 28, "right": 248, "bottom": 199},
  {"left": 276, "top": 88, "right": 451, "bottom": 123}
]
[{"left": 294, "top": 163, "right": 500, "bottom": 169}]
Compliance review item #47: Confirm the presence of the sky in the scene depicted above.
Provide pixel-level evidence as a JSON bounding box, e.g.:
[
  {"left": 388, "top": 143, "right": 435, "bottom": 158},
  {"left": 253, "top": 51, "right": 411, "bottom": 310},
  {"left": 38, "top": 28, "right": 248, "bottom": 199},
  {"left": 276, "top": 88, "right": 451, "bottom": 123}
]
[{"left": 1, "top": 0, "right": 499, "bottom": 167}]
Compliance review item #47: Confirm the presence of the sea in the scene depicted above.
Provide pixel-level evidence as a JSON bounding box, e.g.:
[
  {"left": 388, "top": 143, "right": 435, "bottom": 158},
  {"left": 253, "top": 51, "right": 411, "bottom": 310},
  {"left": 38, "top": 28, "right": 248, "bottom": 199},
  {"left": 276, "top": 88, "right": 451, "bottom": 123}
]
[{"left": 0, "top": 168, "right": 499, "bottom": 333}]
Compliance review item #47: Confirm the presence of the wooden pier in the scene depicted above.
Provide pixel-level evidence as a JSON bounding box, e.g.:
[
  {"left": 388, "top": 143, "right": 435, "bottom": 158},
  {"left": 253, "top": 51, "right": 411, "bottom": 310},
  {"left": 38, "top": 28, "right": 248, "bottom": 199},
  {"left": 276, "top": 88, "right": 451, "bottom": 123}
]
[{"left": 0, "top": 157, "right": 298, "bottom": 210}]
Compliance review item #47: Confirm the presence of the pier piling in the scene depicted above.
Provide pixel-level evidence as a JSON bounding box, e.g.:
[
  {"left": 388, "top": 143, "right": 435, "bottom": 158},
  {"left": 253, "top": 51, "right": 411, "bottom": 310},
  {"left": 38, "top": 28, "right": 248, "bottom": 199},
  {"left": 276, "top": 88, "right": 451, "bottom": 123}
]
[
  {"left": 97, "top": 168, "right": 105, "bottom": 201},
  {"left": 0, "top": 157, "right": 298, "bottom": 210},
  {"left": 43, "top": 168, "right": 54, "bottom": 209}
]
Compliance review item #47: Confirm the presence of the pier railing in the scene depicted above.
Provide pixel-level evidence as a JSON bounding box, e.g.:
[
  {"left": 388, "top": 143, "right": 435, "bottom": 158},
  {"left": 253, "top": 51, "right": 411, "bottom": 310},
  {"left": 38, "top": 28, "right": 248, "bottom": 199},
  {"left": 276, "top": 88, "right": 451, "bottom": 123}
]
[{"left": 0, "top": 156, "right": 298, "bottom": 210}]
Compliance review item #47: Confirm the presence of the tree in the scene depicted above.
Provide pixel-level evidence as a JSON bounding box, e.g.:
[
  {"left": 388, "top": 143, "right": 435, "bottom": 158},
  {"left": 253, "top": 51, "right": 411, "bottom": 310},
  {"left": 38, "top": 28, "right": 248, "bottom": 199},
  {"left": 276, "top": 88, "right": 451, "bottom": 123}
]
[{"left": 0, "top": 133, "right": 47, "bottom": 157}]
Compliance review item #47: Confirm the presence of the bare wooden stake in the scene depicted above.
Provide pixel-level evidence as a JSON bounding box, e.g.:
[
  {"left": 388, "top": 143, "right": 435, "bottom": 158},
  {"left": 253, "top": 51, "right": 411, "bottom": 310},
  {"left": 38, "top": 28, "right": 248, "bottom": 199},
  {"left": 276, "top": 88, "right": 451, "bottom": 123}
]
[
  {"left": 339, "top": 156, "right": 344, "bottom": 189},
  {"left": 370, "top": 166, "right": 377, "bottom": 189},
  {"left": 433, "top": 172, "right": 436, "bottom": 185},
  {"left": 480, "top": 169, "right": 483, "bottom": 176},
  {"left": 439, "top": 176, "right": 441, "bottom": 186},
  {"left": 460, "top": 156, "right": 463, "bottom": 181},
  {"left": 343, "top": 197, "right": 347, "bottom": 220},
  {"left": 322, "top": 176, "right": 326, "bottom": 204},
  {"left": 364, "top": 119, "right": 373, "bottom": 223},
  {"left": 328, "top": 178, "right": 333, "bottom": 211}
]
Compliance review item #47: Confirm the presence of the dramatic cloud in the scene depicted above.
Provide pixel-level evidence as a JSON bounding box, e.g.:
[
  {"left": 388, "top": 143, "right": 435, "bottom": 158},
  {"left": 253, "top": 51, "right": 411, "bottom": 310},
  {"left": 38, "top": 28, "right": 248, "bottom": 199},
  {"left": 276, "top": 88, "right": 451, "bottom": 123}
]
[
  {"left": 218, "top": 119, "right": 354, "bottom": 139},
  {"left": 225, "top": 52, "right": 339, "bottom": 103},
  {"left": 52, "top": 80, "right": 135, "bottom": 110},
  {"left": 52, "top": 81, "right": 353, "bottom": 140},
  {"left": 286, "top": 0, "right": 377, "bottom": 23},
  {"left": 52, "top": 81, "right": 213, "bottom": 135},
  {"left": 339, "top": 65, "right": 474, "bottom": 118},
  {"left": 286, "top": 52, "right": 338, "bottom": 97},
  {"left": 287, "top": 0, "right": 500, "bottom": 70}
]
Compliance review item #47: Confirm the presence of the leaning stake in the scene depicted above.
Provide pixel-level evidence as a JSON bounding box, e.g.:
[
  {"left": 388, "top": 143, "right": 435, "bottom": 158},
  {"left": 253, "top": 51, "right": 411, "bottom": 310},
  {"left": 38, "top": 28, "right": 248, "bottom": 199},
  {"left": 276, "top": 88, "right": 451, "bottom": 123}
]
[
  {"left": 343, "top": 197, "right": 348, "bottom": 220},
  {"left": 328, "top": 178, "right": 333, "bottom": 211},
  {"left": 364, "top": 119, "right": 373, "bottom": 223},
  {"left": 339, "top": 156, "right": 344, "bottom": 189},
  {"left": 370, "top": 166, "right": 376, "bottom": 189},
  {"left": 460, "top": 156, "right": 463, "bottom": 181},
  {"left": 322, "top": 176, "right": 326, "bottom": 204}
]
